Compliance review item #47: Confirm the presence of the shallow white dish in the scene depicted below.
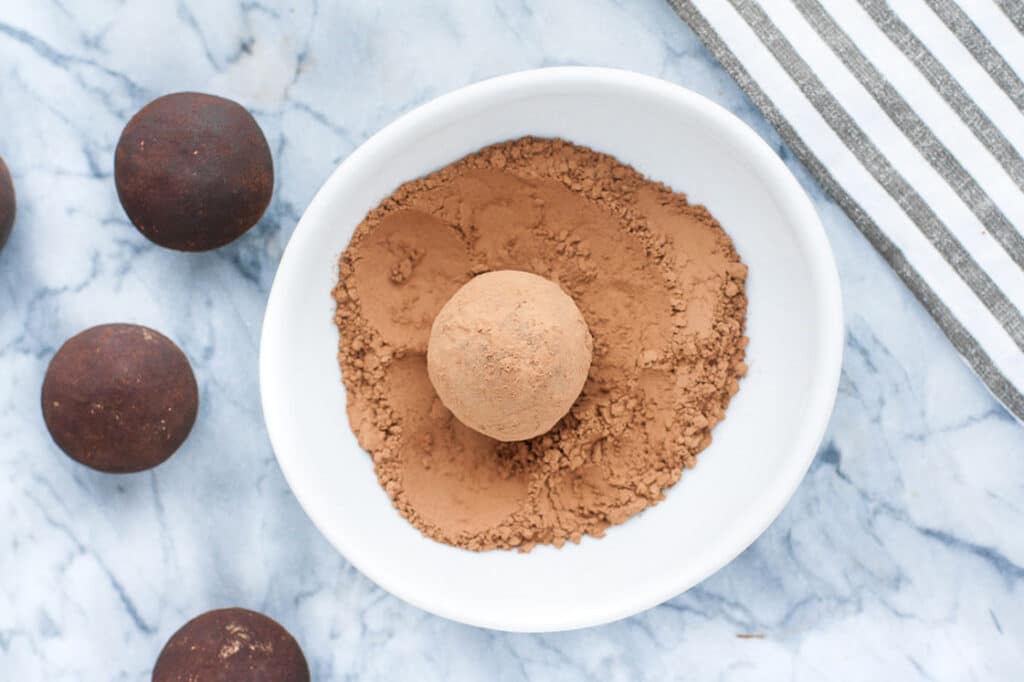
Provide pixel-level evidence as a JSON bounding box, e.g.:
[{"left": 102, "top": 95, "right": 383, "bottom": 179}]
[{"left": 260, "top": 67, "right": 843, "bottom": 632}]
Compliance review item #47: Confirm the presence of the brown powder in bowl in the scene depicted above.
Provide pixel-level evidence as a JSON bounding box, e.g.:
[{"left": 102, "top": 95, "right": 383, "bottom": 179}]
[{"left": 332, "top": 137, "right": 748, "bottom": 551}]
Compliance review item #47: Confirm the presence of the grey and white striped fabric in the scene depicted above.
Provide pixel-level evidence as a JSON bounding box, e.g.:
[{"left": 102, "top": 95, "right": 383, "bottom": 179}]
[{"left": 669, "top": 0, "right": 1024, "bottom": 421}]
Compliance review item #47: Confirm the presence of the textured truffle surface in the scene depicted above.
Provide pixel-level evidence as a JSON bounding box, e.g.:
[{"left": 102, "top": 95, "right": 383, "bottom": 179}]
[
  {"left": 41, "top": 323, "right": 198, "bottom": 473},
  {"left": 114, "top": 92, "right": 273, "bottom": 251},
  {"left": 152, "top": 608, "right": 310, "bottom": 682},
  {"left": 0, "top": 156, "right": 14, "bottom": 250},
  {"left": 427, "top": 270, "right": 593, "bottom": 442}
]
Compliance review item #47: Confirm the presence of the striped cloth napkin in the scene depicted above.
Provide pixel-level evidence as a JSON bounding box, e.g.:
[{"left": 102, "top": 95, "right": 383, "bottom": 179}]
[{"left": 668, "top": 0, "right": 1024, "bottom": 422}]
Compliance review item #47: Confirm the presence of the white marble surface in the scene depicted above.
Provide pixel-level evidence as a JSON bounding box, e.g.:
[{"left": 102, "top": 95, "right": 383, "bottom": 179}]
[{"left": 1, "top": 1, "right": 1022, "bottom": 679}]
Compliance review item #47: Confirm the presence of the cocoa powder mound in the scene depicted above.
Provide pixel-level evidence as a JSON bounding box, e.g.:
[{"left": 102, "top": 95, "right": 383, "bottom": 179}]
[{"left": 332, "top": 137, "right": 748, "bottom": 551}]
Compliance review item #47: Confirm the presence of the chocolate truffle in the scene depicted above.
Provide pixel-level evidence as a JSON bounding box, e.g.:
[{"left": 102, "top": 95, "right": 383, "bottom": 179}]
[
  {"left": 427, "top": 270, "right": 593, "bottom": 442},
  {"left": 0, "top": 155, "right": 14, "bottom": 251},
  {"left": 153, "top": 608, "right": 310, "bottom": 682},
  {"left": 114, "top": 92, "right": 273, "bottom": 251},
  {"left": 42, "top": 323, "right": 198, "bottom": 473}
]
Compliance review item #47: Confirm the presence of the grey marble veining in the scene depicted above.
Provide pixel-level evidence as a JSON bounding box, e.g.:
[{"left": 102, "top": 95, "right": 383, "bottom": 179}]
[{"left": 1, "top": 1, "right": 1022, "bottom": 680}]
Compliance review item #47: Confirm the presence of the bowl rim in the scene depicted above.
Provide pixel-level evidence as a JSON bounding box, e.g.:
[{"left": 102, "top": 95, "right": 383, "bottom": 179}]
[{"left": 260, "top": 66, "right": 844, "bottom": 632}]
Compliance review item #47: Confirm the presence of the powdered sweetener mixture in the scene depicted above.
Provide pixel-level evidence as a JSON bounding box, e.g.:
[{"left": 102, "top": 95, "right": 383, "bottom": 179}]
[{"left": 332, "top": 137, "right": 748, "bottom": 551}]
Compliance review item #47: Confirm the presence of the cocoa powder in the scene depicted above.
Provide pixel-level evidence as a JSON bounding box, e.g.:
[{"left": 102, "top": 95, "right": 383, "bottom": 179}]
[{"left": 332, "top": 137, "right": 748, "bottom": 551}]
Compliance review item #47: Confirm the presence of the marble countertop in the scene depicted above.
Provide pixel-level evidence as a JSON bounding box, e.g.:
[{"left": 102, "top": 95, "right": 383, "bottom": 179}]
[{"left": 1, "top": 1, "right": 1022, "bottom": 679}]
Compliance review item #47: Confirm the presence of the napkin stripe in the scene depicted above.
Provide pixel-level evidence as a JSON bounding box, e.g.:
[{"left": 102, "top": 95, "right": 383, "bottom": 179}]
[
  {"left": 858, "top": 0, "right": 1024, "bottom": 194},
  {"left": 793, "top": 0, "right": 1024, "bottom": 271},
  {"left": 996, "top": 0, "right": 1024, "bottom": 34},
  {"left": 727, "top": 0, "right": 1024, "bottom": 352},
  {"left": 667, "top": 0, "right": 1024, "bottom": 420},
  {"left": 924, "top": 0, "right": 1024, "bottom": 112}
]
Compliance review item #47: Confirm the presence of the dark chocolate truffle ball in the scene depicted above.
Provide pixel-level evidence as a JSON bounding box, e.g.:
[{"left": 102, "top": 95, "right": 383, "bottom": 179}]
[
  {"left": 42, "top": 323, "right": 198, "bottom": 473},
  {"left": 0, "top": 155, "right": 14, "bottom": 251},
  {"left": 153, "top": 608, "right": 310, "bottom": 682},
  {"left": 114, "top": 92, "right": 273, "bottom": 251}
]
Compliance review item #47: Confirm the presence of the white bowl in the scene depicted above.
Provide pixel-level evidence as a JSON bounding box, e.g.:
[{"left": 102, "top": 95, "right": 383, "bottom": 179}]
[{"left": 260, "top": 67, "right": 843, "bottom": 632}]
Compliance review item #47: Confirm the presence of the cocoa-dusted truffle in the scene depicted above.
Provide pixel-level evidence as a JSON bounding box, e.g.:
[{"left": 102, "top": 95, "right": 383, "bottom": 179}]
[
  {"left": 114, "top": 92, "right": 273, "bottom": 251},
  {"left": 153, "top": 608, "right": 310, "bottom": 682},
  {"left": 42, "top": 323, "right": 198, "bottom": 473},
  {"left": 427, "top": 270, "right": 593, "bottom": 441},
  {"left": 0, "top": 155, "right": 14, "bottom": 251}
]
